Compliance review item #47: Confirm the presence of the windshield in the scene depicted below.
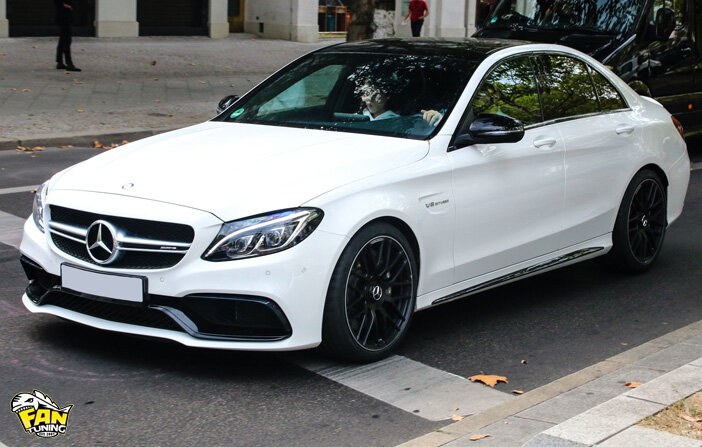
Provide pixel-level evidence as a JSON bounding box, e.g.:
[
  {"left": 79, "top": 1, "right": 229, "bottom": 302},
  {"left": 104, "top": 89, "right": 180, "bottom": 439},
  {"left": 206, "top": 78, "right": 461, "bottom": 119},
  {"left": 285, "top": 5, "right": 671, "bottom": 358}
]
[
  {"left": 482, "top": 0, "right": 644, "bottom": 35},
  {"left": 220, "top": 53, "right": 477, "bottom": 140}
]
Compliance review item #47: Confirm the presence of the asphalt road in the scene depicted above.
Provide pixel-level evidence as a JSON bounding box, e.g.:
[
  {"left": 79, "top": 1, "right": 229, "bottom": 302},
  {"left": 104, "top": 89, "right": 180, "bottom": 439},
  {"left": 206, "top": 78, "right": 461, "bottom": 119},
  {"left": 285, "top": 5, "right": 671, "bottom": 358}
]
[{"left": 0, "top": 144, "right": 700, "bottom": 447}]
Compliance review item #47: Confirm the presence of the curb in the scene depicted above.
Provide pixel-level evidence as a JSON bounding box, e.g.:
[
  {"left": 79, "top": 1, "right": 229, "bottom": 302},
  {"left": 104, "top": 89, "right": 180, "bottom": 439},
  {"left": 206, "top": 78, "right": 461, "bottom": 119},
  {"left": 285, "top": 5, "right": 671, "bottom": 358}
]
[
  {"left": 523, "top": 359, "right": 702, "bottom": 446},
  {"left": 394, "top": 320, "right": 702, "bottom": 447},
  {"left": 0, "top": 127, "right": 181, "bottom": 151}
]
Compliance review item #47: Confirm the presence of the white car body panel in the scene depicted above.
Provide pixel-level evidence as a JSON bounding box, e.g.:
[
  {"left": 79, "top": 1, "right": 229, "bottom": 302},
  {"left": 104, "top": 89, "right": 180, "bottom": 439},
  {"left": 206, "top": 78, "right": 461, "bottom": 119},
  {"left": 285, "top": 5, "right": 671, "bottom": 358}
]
[{"left": 19, "top": 43, "right": 691, "bottom": 351}]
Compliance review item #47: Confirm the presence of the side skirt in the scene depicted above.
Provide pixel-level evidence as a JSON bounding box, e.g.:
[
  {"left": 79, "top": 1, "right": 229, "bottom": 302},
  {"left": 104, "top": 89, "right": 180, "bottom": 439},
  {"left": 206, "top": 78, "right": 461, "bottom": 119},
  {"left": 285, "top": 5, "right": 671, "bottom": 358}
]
[{"left": 431, "top": 247, "right": 604, "bottom": 306}]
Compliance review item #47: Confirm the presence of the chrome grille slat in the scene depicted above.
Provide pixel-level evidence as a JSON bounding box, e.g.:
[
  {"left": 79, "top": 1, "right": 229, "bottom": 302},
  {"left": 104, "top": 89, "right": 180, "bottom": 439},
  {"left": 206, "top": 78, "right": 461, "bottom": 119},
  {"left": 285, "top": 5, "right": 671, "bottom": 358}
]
[{"left": 47, "top": 205, "right": 195, "bottom": 269}]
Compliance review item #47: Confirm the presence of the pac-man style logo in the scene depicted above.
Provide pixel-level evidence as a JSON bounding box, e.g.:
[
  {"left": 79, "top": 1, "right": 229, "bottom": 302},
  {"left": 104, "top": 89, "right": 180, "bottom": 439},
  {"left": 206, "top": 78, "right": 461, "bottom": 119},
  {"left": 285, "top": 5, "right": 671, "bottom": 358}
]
[{"left": 11, "top": 390, "right": 73, "bottom": 438}]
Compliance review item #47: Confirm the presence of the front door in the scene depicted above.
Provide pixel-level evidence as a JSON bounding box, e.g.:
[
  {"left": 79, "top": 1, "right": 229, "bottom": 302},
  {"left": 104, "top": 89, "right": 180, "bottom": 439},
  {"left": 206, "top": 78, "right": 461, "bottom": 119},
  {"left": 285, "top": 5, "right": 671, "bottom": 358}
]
[{"left": 449, "top": 56, "right": 566, "bottom": 282}]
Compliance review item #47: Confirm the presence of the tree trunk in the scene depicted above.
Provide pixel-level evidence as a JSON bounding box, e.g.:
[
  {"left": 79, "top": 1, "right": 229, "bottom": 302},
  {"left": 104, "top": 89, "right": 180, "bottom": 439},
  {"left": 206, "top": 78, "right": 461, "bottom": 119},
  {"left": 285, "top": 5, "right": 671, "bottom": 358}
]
[{"left": 346, "top": 0, "right": 375, "bottom": 41}]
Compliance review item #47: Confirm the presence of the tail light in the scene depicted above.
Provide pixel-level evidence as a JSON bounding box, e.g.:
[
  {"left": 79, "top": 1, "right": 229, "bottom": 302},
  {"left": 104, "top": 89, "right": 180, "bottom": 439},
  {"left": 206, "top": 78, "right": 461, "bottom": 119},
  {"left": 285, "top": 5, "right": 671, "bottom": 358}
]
[{"left": 672, "top": 116, "right": 684, "bottom": 139}]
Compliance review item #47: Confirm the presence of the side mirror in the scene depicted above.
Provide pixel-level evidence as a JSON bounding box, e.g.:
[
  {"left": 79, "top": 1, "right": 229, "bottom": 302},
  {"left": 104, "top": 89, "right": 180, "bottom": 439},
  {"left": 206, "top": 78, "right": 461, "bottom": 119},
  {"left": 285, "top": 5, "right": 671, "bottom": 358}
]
[
  {"left": 217, "top": 95, "right": 240, "bottom": 114},
  {"left": 655, "top": 7, "right": 675, "bottom": 41},
  {"left": 452, "top": 114, "right": 525, "bottom": 149}
]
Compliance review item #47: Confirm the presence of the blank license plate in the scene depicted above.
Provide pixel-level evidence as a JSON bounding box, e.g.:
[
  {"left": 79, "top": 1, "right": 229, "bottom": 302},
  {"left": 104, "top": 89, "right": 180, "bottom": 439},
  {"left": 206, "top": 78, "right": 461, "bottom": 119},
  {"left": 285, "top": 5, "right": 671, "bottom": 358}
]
[{"left": 61, "top": 264, "right": 145, "bottom": 303}]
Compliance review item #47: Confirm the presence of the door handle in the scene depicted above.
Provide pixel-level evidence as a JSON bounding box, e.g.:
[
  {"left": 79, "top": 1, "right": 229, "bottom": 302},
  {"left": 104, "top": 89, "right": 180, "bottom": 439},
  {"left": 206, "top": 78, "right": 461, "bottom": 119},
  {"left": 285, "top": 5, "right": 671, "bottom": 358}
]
[
  {"left": 533, "top": 137, "right": 557, "bottom": 149},
  {"left": 615, "top": 125, "right": 635, "bottom": 135}
]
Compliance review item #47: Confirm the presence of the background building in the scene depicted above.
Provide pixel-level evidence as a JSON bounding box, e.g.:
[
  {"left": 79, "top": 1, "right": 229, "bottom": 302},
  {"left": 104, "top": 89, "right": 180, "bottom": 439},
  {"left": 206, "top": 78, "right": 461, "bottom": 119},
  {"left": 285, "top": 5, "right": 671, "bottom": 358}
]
[{"left": 0, "top": 0, "right": 486, "bottom": 40}]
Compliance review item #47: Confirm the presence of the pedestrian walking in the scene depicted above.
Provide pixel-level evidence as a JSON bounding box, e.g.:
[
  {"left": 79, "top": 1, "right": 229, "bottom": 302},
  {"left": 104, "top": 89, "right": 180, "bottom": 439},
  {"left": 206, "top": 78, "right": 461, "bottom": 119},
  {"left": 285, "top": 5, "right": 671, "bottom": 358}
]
[
  {"left": 403, "top": 0, "right": 429, "bottom": 37},
  {"left": 54, "top": 0, "right": 81, "bottom": 71}
]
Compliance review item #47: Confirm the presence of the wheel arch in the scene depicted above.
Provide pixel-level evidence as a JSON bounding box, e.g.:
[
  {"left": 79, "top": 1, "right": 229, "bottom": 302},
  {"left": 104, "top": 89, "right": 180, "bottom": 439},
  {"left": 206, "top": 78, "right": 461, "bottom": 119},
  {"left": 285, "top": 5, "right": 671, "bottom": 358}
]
[
  {"left": 356, "top": 216, "right": 421, "bottom": 279},
  {"left": 639, "top": 163, "right": 669, "bottom": 187}
]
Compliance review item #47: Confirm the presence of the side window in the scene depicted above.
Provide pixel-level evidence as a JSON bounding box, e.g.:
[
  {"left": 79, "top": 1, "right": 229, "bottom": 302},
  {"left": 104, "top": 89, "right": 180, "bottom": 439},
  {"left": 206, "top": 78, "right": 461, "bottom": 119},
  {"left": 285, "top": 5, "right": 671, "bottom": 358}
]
[
  {"left": 589, "top": 68, "right": 627, "bottom": 112},
  {"left": 534, "top": 55, "right": 599, "bottom": 121},
  {"left": 258, "top": 65, "right": 343, "bottom": 115},
  {"left": 469, "top": 56, "right": 542, "bottom": 127}
]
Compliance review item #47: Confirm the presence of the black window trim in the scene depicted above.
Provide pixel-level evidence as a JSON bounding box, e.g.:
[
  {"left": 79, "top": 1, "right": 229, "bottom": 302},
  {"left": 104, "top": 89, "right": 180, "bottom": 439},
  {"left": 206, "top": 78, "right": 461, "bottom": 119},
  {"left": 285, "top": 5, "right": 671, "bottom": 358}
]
[{"left": 449, "top": 50, "right": 632, "bottom": 151}]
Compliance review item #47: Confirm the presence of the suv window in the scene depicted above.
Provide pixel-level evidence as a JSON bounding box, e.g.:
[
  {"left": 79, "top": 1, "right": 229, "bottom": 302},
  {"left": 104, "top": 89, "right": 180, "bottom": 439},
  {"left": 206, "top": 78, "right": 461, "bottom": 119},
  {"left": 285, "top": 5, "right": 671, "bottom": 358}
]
[
  {"left": 533, "top": 54, "right": 599, "bottom": 121},
  {"left": 589, "top": 68, "right": 627, "bottom": 111},
  {"left": 469, "top": 56, "right": 542, "bottom": 127}
]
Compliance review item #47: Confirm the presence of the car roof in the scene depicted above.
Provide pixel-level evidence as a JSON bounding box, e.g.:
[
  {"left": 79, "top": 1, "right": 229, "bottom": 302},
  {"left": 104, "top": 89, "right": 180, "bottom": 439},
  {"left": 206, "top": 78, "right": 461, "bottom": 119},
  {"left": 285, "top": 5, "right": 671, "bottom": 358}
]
[{"left": 317, "top": 38, "right": 531, "bottom": 61}]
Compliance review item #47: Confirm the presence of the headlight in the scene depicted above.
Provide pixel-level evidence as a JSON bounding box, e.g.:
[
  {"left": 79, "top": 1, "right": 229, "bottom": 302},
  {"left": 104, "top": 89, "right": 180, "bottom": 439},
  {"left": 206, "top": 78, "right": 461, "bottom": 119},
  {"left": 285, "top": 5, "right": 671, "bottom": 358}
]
[
  {"left": 32, "top": 181, "right": 49, "bottom": 232},
  {"left": 202, "top": 208, "right": 324, "bottom": 261}
]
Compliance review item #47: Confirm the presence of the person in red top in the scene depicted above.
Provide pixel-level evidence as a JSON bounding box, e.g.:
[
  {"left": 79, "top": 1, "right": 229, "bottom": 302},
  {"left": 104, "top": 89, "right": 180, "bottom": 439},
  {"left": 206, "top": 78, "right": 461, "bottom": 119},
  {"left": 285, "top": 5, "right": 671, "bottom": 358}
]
[{"left": 403, "top": 0, "right": 429, "bottom": 37}]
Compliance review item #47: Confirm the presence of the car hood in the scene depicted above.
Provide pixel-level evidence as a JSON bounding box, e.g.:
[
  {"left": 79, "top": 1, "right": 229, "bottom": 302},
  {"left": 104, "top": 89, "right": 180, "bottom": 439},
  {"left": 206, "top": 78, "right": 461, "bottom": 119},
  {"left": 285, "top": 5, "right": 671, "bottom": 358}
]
[{"left": 50, "top": 122, "right": 429, "bottom": 222}]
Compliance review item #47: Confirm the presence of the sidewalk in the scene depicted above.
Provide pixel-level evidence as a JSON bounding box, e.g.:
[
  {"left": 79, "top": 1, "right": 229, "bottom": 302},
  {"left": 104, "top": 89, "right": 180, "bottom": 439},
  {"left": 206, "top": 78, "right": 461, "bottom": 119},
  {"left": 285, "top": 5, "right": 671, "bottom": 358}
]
[
  {"left": 0, "top": 34, "right": 333, "bottom": 148},
  {"left": 398, "top": 320, "right": 702, "bottom": 447}
]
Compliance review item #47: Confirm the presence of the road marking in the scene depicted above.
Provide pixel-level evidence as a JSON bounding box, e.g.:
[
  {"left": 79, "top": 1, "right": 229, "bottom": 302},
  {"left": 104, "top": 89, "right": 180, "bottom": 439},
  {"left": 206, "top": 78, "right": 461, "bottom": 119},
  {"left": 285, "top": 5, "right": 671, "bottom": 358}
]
[
  {"left": 292, "top": 354, "right": 513, "bottom": 421},
  {"left": 0, "top": 185, "right": 37, "bottom": 195},
  {"left": 0, "top": 211, "right": 26, "bottom": 248},
  {"left": 0, "top": 440, "right": 10, "bottom": 447}
]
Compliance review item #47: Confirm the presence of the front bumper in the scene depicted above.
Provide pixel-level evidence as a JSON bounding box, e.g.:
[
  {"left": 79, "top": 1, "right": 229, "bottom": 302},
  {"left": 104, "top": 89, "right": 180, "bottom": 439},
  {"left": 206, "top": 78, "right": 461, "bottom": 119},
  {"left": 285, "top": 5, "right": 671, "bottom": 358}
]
[{"left": 19, "top": 193, "right": 348, "bottom": 351}]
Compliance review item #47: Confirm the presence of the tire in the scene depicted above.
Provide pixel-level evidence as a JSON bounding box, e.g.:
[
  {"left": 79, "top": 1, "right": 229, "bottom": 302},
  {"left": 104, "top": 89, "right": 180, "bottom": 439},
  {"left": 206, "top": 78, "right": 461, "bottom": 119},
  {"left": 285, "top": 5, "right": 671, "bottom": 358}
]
[
  {"left": 601, "top": 169, "right": 667, "bottom": 273},
  {"left": 321, "top": 222, "right": 418, "bottom": 363}
]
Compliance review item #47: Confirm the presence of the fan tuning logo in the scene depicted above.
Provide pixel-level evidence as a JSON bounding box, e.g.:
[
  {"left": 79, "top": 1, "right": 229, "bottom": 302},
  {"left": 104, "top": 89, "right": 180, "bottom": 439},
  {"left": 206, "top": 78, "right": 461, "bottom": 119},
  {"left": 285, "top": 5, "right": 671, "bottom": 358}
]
[
  {"left": 11, "top": 390, "right": 73, "bottom": 438},
  {"left": 86, "top": 220, "right": 119, "bottom": 264}
]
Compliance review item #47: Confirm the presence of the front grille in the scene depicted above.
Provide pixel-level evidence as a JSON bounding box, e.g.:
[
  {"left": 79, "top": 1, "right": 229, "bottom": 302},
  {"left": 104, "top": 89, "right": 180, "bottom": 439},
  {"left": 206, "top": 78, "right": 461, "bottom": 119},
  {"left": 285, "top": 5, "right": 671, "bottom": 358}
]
[
  {"left": 48, "top": 205, "right": 195, "bottom": 270},
  {"left": 43, "top": 291, "right": 185, "bottom": 332}
]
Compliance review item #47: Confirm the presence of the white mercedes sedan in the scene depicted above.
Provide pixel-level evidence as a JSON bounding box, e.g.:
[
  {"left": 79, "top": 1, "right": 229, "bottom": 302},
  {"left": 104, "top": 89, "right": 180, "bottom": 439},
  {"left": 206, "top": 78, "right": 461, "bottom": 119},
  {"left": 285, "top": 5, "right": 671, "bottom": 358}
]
[{"left": 20, "top": 39, "right": 690, "bottom": 362}]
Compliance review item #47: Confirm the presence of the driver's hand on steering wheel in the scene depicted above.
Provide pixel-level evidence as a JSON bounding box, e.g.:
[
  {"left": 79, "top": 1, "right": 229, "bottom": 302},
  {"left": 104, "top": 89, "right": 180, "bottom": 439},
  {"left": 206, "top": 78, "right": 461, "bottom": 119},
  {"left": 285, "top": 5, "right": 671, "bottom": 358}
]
[{"left": 421, "top": 109, "right": 443, "bottom": 126}]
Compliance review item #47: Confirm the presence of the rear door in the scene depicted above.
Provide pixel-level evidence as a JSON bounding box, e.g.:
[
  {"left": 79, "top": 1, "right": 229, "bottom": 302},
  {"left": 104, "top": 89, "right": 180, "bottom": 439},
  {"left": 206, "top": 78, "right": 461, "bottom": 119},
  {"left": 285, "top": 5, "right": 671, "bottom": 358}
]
[
  {"left": 449, "top": 55, "right": 566, "bottom": 282},
  {"left": 532, "top": 54, "right": 639, "bottom": 246}
]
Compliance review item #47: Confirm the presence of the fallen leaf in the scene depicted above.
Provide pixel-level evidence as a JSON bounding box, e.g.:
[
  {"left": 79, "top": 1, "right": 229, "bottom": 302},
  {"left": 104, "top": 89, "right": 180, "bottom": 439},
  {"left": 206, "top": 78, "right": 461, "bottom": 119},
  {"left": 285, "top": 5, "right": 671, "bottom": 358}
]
[
  {"left": 621, "top": 343, "right": 629, "bottom": 346},
  {"left": 0, "top": 52, "right": 6, "bottom": 56},
  {"left": 92, "top": 140, "right": 103, "bottom": 148},
  {"left": 16, "top": 146, "right": 32, "bottom": 151},
  {"left": 103, "top": 143, "right": 116, "bottom": 149},
  {"left": 151, "top": 60, "right": 157, "bottom": 66},
  {"left": 199, "top": 80, "right": 207, "bottom": 84},
  {"left": 453, "top": 407, "right": 459, "bottom": 411},
  {"left": 468, "top": 375, "right": 508, "bottom": 387},
  {"left": 32, "top": 146, "right": 45, "bottom": 151},
  {"left": 153, "top": 77, "right": 159, "bottom": 81},
  {"left": 73, "top": 80, "right": 83, "bottom": 84},
  {"left": 681, "top": 414, "right": 702, "bottom": 423},
  {"left": 65, "top": 71, "right": 71, "bottom": 74},
  {"left": 225, "top": 65, "right": 232, "bottom": 69},
  {"left": 120, "top": 140, "right": 130, "bottom": 145},
  {"left": 22, "top": 88, "right": 31, "bottom": 92},
  {"left": 469, "top": 434, "right": 491, "bottom": 441},
  {"left": 154, "top": 99, "right": 161, "bottom": 103},
  {"left": 189, "top": 62, "right": 197, "bottom": 66},
  {"left": 61, "top": 87, "right": 67, "bottom": 90},
  {"left": 30, "top": 188, "right": 38, "bottom": 193},
  {"left": 512, "top": 390, "right": 524, "bottom": 395},
  {"left": 521, "top": 360, "right": 528, "bottom": 364},
  {"left": 451, "top": 415, "right": 464, "bottom": 421},
  {"left": 625, "top": 382, "right": 642, "bottom": 388},
  {"left": 11, "top": 88, "right": 17, "bottom": 91},
  {"left": 57, "top": 145, "right": 73, "bottom": 148},
  {"left": 77, "top": 109, "right": 84, "bottom": 113}
]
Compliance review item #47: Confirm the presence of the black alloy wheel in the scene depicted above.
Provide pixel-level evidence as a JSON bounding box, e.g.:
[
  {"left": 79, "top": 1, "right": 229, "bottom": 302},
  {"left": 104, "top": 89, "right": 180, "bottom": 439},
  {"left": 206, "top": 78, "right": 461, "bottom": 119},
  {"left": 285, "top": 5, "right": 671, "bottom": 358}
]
[
  {"left": 601, "top": 169, "right": 667, "bottom": 273},
  {"left": 321, "top": 223, "right": 417, "bottom": 362},
  {"left": 627, "top": 178, "right": 666, "bottom": 264}
]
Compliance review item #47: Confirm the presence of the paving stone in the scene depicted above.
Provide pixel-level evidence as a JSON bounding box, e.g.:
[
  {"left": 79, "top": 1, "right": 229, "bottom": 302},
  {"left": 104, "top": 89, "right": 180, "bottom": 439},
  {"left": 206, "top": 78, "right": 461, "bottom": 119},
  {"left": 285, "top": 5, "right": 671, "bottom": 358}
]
[
  {"left": 522, "top": 433, "right": 589, "bottom": 447},
  {"left": 597, "top": 426, "right": 702, "bottom": 447},
  {"left": 542, "top": 395, "right": 664, "bottom": 445},
  {"left": 445, "top": 416, "right": 553, "bottom": 447},
  {"left": 683, "top": 334, "right": 702, "bottom": 346},
  {"left": 517, "top": 389, "right": 613, "bottom": 424},
  {"left": 626, "top": 364, "right": 702, "bottom": 406},
  {"left": 635, "top": 343, "right": 702, "bottom": 371},
  {"left": 578, "top": 364, "right": 666, "bottom": 397}
]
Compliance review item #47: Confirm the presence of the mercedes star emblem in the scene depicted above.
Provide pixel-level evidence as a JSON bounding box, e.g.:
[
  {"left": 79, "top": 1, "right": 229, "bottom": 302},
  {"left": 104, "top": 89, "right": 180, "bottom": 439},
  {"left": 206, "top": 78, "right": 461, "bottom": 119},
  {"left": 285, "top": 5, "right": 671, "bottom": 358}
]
[{"left": 86, "top": 220, "right": 119, "bottom": 264}]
